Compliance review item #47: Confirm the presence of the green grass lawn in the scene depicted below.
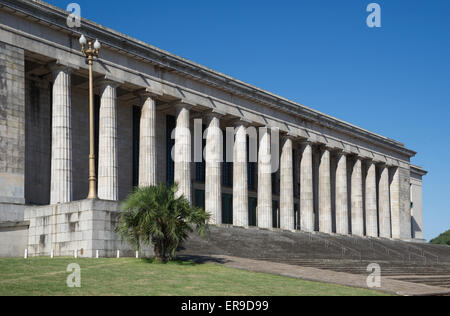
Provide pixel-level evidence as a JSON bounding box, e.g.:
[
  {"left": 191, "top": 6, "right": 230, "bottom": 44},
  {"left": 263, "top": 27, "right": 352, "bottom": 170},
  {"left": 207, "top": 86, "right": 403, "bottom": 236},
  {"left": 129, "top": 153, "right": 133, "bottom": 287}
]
[{"left": 0, "top": 258, "right": 389, "bottom": 296}]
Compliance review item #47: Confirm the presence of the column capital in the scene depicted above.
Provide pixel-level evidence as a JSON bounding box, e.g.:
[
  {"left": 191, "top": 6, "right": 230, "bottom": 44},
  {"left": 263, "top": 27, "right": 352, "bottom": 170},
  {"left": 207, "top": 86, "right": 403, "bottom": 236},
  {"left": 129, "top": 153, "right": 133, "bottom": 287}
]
[
  {"left": 280, "top": 130, "right": 297, "bottom": 141},
  {"left": 174, "top": 101, "right": 194, "bottom": 111},
  {"left": 317, "top": 143, "right": 333, "bottom": 153},
  {"left": 335, "top": 148, "right": 351, "bottom": 157},
  {"left": 377, "top": 161, "right": 394, "bottom": 169},
  {"left": 377, "top": 160, "right": 397, "bottom": 169},
  {"left": 136, "top": 87, "right": 163, "bottom": 101},
  {"left": 361, "top": 156, "right": 375, "bottom": 164},
  {"left": 299, "top": 139, "right": 314, "bottom": 147},
  {"left": 49, "top": 60, "right": 79, "bottom": 74},
  {"left": 204, "top": 108, "right": 226, "bottom": 120},
  {"left": 353, "top": 155, "right": 364, "bottom": 162},
  {"left": 98, "top": 75, "right": 124, "bottom": 90},
  {"left": 231, "top": 117, "right": 253, "bottom": 128}
]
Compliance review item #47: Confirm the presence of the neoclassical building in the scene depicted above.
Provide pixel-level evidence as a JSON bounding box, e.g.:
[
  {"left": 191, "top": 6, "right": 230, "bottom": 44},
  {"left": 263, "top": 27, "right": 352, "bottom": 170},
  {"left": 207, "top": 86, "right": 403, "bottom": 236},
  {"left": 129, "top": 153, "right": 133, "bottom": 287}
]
[{"left": 0, "top": 0, "right": 426, "bottom": 257}]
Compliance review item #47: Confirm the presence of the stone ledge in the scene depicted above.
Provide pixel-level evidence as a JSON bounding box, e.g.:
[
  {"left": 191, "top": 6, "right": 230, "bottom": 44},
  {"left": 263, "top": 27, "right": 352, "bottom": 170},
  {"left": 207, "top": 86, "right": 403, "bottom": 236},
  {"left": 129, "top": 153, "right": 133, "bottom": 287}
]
[{"left": 0, "top": 220, "right": 29, "bottom": 229}]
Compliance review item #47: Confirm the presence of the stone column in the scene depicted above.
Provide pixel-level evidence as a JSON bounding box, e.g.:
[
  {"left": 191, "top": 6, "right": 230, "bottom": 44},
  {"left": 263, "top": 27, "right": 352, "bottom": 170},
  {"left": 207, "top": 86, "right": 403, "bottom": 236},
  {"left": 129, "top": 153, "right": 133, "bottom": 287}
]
[
  {"left": 205, "top": 111, "right": 223, "bottom": 224},
  {"left": 378, "top": 164, "right": 391, "bottom": 238},
  {"left": 233, "top": 122, "right": 249, "bottom": 227},
  {"left": 174, "top": 103, "right": 192, "bottom": 203},
  {"left": 365, "top": 160, "right": 378, "bottom": 237},
  {"left": 300, "top": 142, "right": 314, "bottom": 232},
  {"left": 138, "top": 94, "right": 157, "bottom": 187},
  {"left": 258, "top": 127, "right": 272, "bottom": 229},
  {"left": 335, "top": 151, "right": 349, "bottom": 235},
  {"left": 351, "top": 157, "right": 364, "bottom": 236},
  {"left": 318, "top": 147, "right": 332, "bottom": 234},
  {"left": 98, "top": 81, "right": 119, "bottom": 201},
  {"left": 280, "top": 136, "right": 294, "bottom": 230},
  {"left": 50, "top": 65, "right": 73, "bottom": 205}
]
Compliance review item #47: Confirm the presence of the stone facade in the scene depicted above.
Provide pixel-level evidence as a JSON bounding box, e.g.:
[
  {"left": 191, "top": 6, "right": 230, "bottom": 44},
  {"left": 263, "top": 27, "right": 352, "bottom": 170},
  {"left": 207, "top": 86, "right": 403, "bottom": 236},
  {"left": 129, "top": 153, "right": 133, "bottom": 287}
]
[
  {"left": 0, "top": 0, "right": 429, "bottom": 257},
  {"left": 0, "top": 42, "right": 25, "bottom": 206},
  {"left": 410, "top": 166, "right": 427, "bottom": 241}
]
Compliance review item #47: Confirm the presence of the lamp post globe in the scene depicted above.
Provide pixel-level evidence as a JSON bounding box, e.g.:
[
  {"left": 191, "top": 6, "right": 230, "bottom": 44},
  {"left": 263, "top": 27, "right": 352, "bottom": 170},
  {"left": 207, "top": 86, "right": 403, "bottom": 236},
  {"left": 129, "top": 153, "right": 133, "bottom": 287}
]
[
  {"left": 79, "top": 34, "right": 87, "bottom": 46},
  {"left": 94, "top": 39, "right": 101, "bottom": 50}
]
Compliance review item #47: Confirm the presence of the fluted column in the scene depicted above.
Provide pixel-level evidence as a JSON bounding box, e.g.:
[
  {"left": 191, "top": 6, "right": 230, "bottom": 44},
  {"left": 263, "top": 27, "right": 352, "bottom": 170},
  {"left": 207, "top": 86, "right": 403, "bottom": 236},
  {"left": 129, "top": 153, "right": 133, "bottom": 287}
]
[
  {"left": 280, "top": 136, "right": 295, "bottom": 230},
  {"left": 379, "top": 165, "right": 391, "bottom": 238},
  {"left": 50, "top": 65, "right": 73, "bottom": 205},
  {"left": 174, "top": 103, "right": 192, "bottom": 203},
  {"left": 258, "top": 127, "right": 272, "bottom": 229},
  {"left": 351, "top": 157, "right": 364, "bottom": 236},
  {"left": 318, "top": 147, "right": 332, "bottom": 233},
  {"left": 139, "top": 94, "right": 157, "bottom": 187},
  {"left": 98, "top": 81, "right": 118, "bottom": 201},
  {"left": 233, "top": 122, "right": 248, "bottom": 227},
  {"left": 335, "top": 151, "right": 349, "bottom": 235},
  {"left": 300, "top": 142, "right": 314, "bottom": 232},
  {"left": 205, "top": 112, "right": 223, "bottom": 224},
  {"left": 365, "top": 160, "right": 378, "bottom": 237}
]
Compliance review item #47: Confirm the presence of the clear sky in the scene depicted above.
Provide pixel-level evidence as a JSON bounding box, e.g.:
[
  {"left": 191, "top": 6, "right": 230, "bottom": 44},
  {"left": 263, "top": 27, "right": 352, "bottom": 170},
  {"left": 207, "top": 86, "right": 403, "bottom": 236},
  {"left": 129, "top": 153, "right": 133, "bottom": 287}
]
[{"left": 46, "top": 0, "right": 450, "bottom": 241}]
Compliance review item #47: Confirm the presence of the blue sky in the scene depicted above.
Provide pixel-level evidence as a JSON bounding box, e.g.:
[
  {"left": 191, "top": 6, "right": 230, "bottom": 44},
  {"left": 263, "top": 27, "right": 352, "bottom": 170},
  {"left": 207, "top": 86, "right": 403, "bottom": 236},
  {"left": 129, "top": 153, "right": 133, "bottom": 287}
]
[{"left": 46, "top": 0, "right": 450, "bottom": 241}]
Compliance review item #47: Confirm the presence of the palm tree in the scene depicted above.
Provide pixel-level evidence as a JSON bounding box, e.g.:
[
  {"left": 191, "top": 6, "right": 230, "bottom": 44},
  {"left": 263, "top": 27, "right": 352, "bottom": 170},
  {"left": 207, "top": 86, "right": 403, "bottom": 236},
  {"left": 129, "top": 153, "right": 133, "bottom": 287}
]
[{"left": 117, "top": 184, "right": 210, "bottom": 262}]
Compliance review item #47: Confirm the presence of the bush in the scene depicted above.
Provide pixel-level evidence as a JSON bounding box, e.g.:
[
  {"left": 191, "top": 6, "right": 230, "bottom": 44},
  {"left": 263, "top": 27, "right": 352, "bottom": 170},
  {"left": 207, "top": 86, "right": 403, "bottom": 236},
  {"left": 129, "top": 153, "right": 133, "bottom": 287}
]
[
  {"left": 430, "top": 230, "right": 450, "bottom": 245},
  {"left": 117, "top": 184, "right": 210, "bottom": 262}
]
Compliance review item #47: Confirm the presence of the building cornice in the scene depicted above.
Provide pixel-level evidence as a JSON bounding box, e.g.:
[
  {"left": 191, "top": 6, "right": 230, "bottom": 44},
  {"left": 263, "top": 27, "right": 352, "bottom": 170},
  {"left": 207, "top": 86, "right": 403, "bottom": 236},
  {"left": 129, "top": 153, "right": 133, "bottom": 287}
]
[
  {"left": 0, "top": 0, "right": 417, "bottom": 158},
  {"left": 411, "top": 165, "right": 428, "bottom": 177}
]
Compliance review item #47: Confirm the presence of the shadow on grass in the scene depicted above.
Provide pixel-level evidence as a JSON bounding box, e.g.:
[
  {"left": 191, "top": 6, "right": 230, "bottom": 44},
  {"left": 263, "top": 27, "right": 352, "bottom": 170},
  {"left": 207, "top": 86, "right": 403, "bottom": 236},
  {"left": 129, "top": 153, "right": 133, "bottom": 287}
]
[
  {"left": 140, "top": 255, "right": 229, "bottom": 266},
  {"left": 141, "top": 257, "right": 198, "bottom": 266}
]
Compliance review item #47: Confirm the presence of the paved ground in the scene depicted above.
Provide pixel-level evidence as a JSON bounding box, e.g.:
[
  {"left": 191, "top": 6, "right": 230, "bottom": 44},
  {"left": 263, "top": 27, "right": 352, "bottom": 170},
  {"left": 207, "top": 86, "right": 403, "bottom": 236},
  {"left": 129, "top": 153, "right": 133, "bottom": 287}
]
[{"left": 182, "top": 255, "right": 450, "bottom": 296}]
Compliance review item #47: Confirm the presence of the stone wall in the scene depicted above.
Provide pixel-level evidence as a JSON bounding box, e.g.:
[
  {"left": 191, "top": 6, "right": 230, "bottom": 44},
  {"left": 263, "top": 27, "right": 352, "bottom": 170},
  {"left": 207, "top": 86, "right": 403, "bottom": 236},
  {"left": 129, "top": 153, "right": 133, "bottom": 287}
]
[
  {"left": 156, "top": 111, "right": 167, "bottom": 184},
  {"left": 390, "top": 166, "right": 412, "bottom": 240},
  {"left": 0, "top": 221, "right": 29, "bottom": 258},
  {"left": 25, "top": 77, "right": 51, "bottom": 205},
  {"left": 25, "top": 199, "right": 153, "bottom": 258},
  {"left": 0, "top": 41, "right": 25, "bottom": 206},
  {"left": 411, "top": 172, "right": 424, "bottom": 240},
  {"left": 117, "top": 101, "right": 133, "bottom": 201}
]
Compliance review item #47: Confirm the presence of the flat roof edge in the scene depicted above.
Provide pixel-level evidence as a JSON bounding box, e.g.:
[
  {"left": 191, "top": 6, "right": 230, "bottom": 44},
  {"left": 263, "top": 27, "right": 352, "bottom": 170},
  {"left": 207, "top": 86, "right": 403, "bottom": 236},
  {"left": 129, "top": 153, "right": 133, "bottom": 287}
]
[{"left": 2, "top": 0, "right": 417, "bottom": 157}]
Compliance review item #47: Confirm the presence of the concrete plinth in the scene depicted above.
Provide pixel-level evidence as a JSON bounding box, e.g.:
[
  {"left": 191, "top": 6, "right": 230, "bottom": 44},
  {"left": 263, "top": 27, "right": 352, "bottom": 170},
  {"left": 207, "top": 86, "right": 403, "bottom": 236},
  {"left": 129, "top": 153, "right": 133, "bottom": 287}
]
[
  {"left": 24, "top": 200, "right": 153, "bottom": 258},
  {"left": 0, "top": 221, "right": 29, "bottom": 258}
]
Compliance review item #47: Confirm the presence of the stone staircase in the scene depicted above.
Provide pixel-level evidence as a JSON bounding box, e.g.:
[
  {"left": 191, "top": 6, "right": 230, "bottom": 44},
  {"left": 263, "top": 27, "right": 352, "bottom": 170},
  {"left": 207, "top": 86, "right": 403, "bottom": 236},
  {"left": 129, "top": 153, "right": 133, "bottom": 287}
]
[{"left": 178, "top": 225, "right": 450, "bottom": 290}]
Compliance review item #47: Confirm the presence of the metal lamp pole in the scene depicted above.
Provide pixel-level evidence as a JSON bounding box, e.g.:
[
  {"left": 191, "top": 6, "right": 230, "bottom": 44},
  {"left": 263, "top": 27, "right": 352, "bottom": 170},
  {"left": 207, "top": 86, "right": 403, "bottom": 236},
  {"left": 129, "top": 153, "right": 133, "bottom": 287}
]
[{"left": 79, "top": 35, "right": 101, "bottom": 199}]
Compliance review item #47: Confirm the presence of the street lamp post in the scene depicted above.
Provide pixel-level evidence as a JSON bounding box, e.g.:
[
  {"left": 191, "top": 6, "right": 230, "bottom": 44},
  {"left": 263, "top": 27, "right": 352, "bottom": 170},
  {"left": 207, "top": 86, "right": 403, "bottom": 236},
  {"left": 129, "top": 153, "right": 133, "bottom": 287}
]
[{"left": 79, "top": 35, "right": 101, "bottom": 199}]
